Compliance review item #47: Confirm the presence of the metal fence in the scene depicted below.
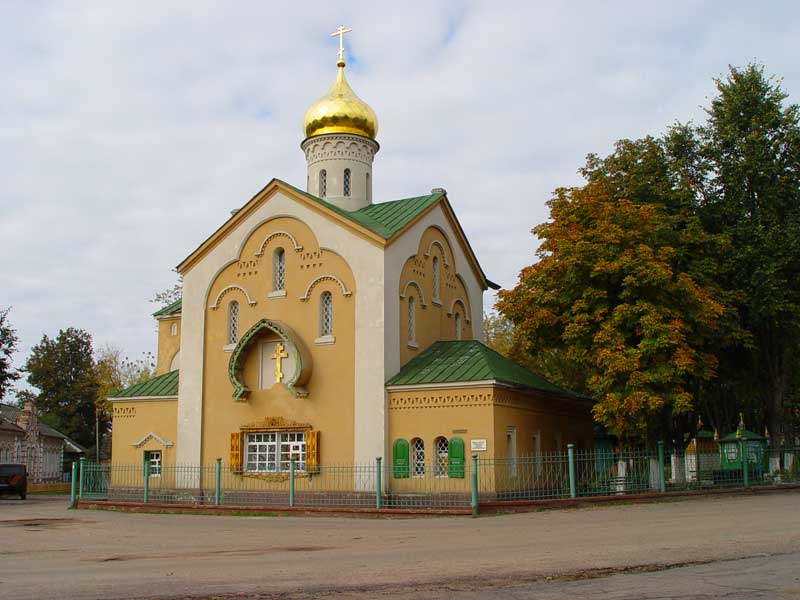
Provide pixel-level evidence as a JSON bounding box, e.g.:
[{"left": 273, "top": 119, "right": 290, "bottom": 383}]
[{"left": 74, "top": 443, "right": 800, "bottom": 511}]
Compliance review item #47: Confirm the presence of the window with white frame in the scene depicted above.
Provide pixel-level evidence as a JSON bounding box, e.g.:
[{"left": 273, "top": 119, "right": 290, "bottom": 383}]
[
  {"left": 408, "top": 297, "right": 416, "bottom": 346},
  {"left": 434, "top": 436, "right": 449, "bottom": 477},
  {"left": 170, "top": 322, "right": 177, "bottom": 336},
  {"left": 454, "top": 313, "right": 462, "bottom": 340},
  {"left": 319, "top": 169, "right": 327, "bottom": 197},
  {"left": 320, "top": 291, "right": 333, "bottom": 336},
  {"left": 273, "top": 247, "right": 286, "bottom": 291},
  {"left": 227, "top": 300, "right": 239, "bottom": 345},
  {"left": 245, "top": 431, "right": 305, "bottom": 473},
  {"left": 146, "top": 450, "right": 161, "bottom": 476},
  {"left": 343, "top": 168, "right": 351, "bottom": 197},
  {"left": 432, "top": 256, "right": 440, "bottom": 302},
  {"left": 411, "top": 437, "right": 425, "bottom": 477}
]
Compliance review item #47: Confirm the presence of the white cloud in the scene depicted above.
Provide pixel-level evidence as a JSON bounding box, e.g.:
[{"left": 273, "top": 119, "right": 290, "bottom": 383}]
[{"left": 2, "top": 0, "right": 799, "bottom": 378}]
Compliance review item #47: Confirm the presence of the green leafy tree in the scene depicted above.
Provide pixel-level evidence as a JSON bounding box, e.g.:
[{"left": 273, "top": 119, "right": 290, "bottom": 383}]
[
  {"left": 95, "top": 345, "right": 154, "bottom": 414},
  {"left": 23, "top": 328, "right": 104, "bottom": 450},
  {"left": 0, "top": 307, "right": 21, "bottom": 400}
]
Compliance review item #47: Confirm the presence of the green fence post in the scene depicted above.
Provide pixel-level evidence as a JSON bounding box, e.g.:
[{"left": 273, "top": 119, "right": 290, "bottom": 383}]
[
  {"left": 567, "top": 444, "right": 577, "bottom": 499},
  {"left": 470, "top": 454, "right": 479, "bottom": 517},
  {"left": 289, "top": 458, "right": 295, "bottom": 508},
  {"left": 78, "top": 457, "right": 85, "bottom": 499},
  {"left": 740, "top": 439, "right": 749, "bottom": 488},
  {"left": 215, "top": 458, "right": 222, "bottom": 506},
  {"left": 143, "top": 456, "right": 150, "bottom": 503},
  {"left": 657, "top": 441, "right": 666, "bottom": 493},
  {"left": 69, "top": 461, "right": 78, "bottom": 507},
  {"left": 375, "top": 457, "right": 383, "bottom": 509}
]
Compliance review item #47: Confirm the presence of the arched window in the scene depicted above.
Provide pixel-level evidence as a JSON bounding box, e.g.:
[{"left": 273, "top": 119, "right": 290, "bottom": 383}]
[
  {"left": 227, "top": 300, "right": 239, "bottom": 345},
  {"left": 432, "top": 256, "right": 440, "bottom": 302},
  {"left": 454, "top": 313, "right": 462, "bottom": 340},
  {"left": 411, "top": 438, "right": 425, "bottom": 477},
  {"left": 320, "top": 291, "right": 333, "bottom": 336},
  {"left": 434, "top": 436, "right": 449, "bottom": 477},
  {"left": 366, "top": 172, "right": 370, "bottom": 201},
  {"left": 272, "top": 247, "right": 285, "bottom": 291},
  {"left": 407, "top": 296, "right": 416, "bottom": 346},
  {"left": 319, "top": 169, "right": 327, "bottom": 197},
  {"left": 343, "top": 168, "right": 351, "bottom": 197},
  {"left": 170, "top": 322, "right": 177, "bottom": 336}
]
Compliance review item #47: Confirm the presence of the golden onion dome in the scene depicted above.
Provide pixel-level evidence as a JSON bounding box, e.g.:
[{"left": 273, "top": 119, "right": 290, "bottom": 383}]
[{"left": 303, "top": 60, "right": 378, "bottom": 140}]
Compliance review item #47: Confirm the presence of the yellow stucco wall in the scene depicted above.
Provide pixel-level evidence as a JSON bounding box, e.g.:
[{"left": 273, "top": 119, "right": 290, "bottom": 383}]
[
  {"left": 155, "top": 316, "right": 181, "bottom": 375},
  {"left": 110, "top": 400, "right": 178, "bottom": 466},
  {"left": 398, "top": 226, "right": 473, "bottom": 366},
  {"left": 200, "top": 216, "right": 356, "bottom": 467}
]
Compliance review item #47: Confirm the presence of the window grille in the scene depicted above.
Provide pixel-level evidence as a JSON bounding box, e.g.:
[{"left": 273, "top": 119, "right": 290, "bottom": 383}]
[
  {"left": 319, "top": 170, "right": 327, "bottom": 197},
  {"left": 245, "top": 432, "right": 305, "bottom": 472},
  {"left": 434, "top": 437, "right": 449, "bottom": 477},
  {"left": 411, "top": 438, "right": 425, "bottom": 477},
  {"left": 343, "top": 168, "right": 351, "bottom": 197},
  {"left": 454, "top": 313, "right": 462, "bottom": 340},
  {"left": 408, "top": 297, "right": 416, "bottom": 345},
  {"left": 146, "top": 451, "right": 161, "bottom": 476},
  {"left": 227, "top": 300, "right": 239, "bottom": 345},
  {"left": 273, "top": 247, "right": 285, "bottom": 291},
  {"left": 432, "top": 256, "right": 440, "bottom": 301},
  {"left": 320, "top": 291, "right": 333, "bottom": 336}
]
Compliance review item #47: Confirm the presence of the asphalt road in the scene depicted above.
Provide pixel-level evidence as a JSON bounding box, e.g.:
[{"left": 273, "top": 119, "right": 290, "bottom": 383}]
[{"left": 1, "top": 491, "right": 798, "bottom": 599}]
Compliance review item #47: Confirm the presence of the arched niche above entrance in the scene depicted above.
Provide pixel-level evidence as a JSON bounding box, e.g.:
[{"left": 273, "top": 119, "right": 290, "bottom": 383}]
[{"left": 227, "top": 319, "right": 313, "bottom": 401}]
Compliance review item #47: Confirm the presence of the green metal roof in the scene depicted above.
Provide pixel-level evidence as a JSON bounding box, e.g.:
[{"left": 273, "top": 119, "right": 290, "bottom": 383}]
[
  {"left": 386, "top": 340, "right": 570, "bottom": 395},
  {"left": 719, "top": 428, "right": 766, "bottom": 442},
  {"left": 152, "top": 298, "right": 182, "bottom": 317},
  {"left": 110, "top": 370, "right": 179, "bottom": 398},
  {"left": 278, "top": 179, "right": 442, "bottom": 240}
]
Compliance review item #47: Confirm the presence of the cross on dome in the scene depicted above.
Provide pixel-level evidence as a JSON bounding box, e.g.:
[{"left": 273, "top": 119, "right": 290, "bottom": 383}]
[{"left": 330, "top": 25, "right": 352, "bottom": 66}]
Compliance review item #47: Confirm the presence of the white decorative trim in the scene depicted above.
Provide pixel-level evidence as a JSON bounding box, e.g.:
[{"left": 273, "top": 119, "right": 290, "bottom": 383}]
[
  {"left": 254, "top": 230, "right": 303, "bottom": 256},
  {"left": 387, "top": 380, "right": 496, "bottom": 392},
  {"left": 209, "top": 285, "right": 258, "bottom": 309},
  {"left": 110, "top": 395, "right": 178, "bottom": 402},
  {"left": 314, "top": 334, "right": 336, "bottom": 345},
  {"left": 407, "top": 341, "right": 419, "bottom": 350},
  {"left": 448, "top": 298, "right": 471, "bottom": 322},
  {"left": 399, "top": 280, "right": 427, "bottom": 307},
  {"left": 268, "top": 290, "right": 287, "bottom": 299},
  {"left": 223, "top": 343, "right": 236, "bottom": 352},
  {"left": 132, "top": 432, "right": 174, "bottom": 448},
  {"left": 423, "top": 239, "right": 450, "bottom": 266},
  {"left": 299, "top": 274, "right": 352, "bottom": 301}
]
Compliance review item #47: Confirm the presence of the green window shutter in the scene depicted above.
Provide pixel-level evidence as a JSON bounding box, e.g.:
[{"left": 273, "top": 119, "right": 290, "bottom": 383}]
[
  {"left": 448, "top": 437, "right": 465, "bottom": 478},
  {"left": 392, "top": 438, "right": 409, "bottom": 479}
]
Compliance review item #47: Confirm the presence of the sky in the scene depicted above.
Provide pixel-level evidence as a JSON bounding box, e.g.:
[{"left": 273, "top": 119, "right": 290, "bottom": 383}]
[{"left": 2, "top": 1, "right": 799, "bottom": 385}]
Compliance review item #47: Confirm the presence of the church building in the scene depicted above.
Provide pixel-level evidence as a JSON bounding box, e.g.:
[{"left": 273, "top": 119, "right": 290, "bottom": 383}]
[{"left": 110, "top": 30, "right": 592, "bottom": 489}]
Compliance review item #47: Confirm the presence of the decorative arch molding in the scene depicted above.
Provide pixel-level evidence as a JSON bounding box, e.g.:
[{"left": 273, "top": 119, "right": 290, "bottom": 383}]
[
  {"left": 228, "top": 319, "right": 312, "bottom": 401},
  {"left": 209, "top": 285, "right": 257, "bottom": 310},
  {"left": 448, "top": 298, "right": 471, "bottom": 322},
  {"left": 254, "top": 230, "right": 303, "bottom": 256},
  {"left": 424, "top": 239, "right": 451, "bottom": 267},
  {"left": 299, "top": 274, "right": 353, "bottom": 301},
  {"left": 132, "top": 432, "right": 174, "bottom": 448},
  {"left": 400, "top": 280, "right": 428, "bottom": 308}
]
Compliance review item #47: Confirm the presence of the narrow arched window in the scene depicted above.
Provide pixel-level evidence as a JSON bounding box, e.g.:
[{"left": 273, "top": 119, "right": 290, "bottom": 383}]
[
  {"left": 170, "top": 322, "right": 178, "bottom": 336},
  {"left": 366, "top": 172, "right": 370, "bottom": 202},
  {"left": 432, "top": 256, "right": 440, "bottom": 302},
  {"left": 408, "top": 296, "right": 416, "bottom": 346},
  {"left": 343, "top": 169, "right": 351, "bottom": 197},
  {"left": 319, "top": 170, "right": 327, "bottom": 197},
  {"left": 272, "top": 247, "right": 285, "bottom": 291},
  {"left": 411, "top": 438, "right": 425, "bottom": 477},
  {"left": 227, "top": 300, "right": 239, "bottom": 345},
  {"left": 320, "top": 291, "right": 333, "bottom": 336},
  {"left": 454, "top": 313, "right": 462, "bottom": 340},
  {"left": 434, "top": 436, "right": 449, "bottom": 477}
]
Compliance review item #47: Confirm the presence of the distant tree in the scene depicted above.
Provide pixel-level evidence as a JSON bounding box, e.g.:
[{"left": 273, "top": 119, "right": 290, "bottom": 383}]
[
  {"left": 151, "top": 276, "right": 182, "bottom": 307},
  {"left": 0, "top": 307, "right": 21, "bottom": 400},
  {"left": 483, "top": 312, "right": 516, "bottom": 358},
  {"left": 23, "top": 328, "right": 104, "bottom": 451},
  {"left": 94, "top": 345, "right": 154, "bottom": 413}
]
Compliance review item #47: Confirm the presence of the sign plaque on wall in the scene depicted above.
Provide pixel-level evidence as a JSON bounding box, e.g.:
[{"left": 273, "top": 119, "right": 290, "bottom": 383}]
[{"left": 470, "top": 439, "right": 487, "bottom": 452}]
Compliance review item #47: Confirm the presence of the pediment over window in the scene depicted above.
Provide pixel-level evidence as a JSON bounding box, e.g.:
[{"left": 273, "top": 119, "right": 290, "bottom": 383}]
[{"left": 132, "top": 432, "right": 174, "bottom": 448}]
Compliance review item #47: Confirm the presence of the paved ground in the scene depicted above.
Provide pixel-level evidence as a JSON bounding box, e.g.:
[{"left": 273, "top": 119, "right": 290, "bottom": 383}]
[{"left": 1, "top": 491, "right": 798, "bottom": 599}]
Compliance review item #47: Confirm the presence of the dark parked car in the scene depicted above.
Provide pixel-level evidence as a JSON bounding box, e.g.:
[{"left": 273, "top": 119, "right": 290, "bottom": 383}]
[{"left": 0, "top": 464, "right": 27, "bottom": 499}]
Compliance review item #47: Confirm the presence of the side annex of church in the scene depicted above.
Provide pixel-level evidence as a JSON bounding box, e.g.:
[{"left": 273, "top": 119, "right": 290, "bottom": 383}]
[{"left": 110, "top": 32, "right": 593, "bottom": 485}]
